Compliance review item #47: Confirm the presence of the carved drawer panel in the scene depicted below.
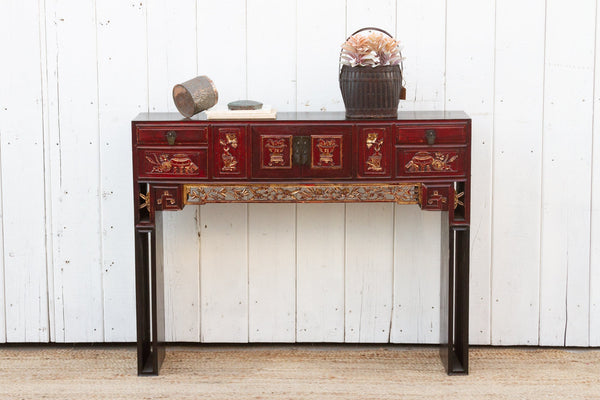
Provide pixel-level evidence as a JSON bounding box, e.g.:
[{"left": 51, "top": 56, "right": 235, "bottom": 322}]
[
  {"left": 396, "top": 147, "right": 466, "bottom": 177},
  {"left": 251, "top": 125, "right": 352, "bottom": 179},
  {"left": 138, "top": 148, "right": 207, "bottom": 179},
  {"left": 261, "top": 135, "right": 293, "bottom": 169},
  {"left": 152, "top": 185, "right": 183, "bottom": 211},
  {"left": 252, "top": 131, "right": 300, "bottom": 179},
  {"left": 357, "top": 127, "right": 392, "bottom": 178},
  {"left": 420, "top": 184, "right": 451, "bottom": 211},
  {"left": 305, "top": 126, "right": 352, "bottom": 178},
  {"left": 136, "top": 125, "right": 208, "bottom": 145},
  {"left": 213, "top": 126, "right": 247, "bottom": 179},
  {"left": 396, "top": 124, "right": 467, "bottom": 145},
  {"left": 311, "top": 135, "right": 343, "bottom": 169}
]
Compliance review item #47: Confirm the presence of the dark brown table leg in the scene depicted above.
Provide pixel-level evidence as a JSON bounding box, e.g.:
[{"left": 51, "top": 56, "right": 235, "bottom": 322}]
[
  {"left": 135, "top": 212, "right": 165, "bottom": 375},
  {"left": 440, "top": 210, "right": 470, "bottom": 375}
]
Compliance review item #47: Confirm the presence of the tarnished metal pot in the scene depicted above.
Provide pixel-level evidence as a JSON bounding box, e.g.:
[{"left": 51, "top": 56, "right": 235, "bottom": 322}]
[
  {"left": 339, "top": 64, "right": 402, "bottom": 119},
  {"left": 172, "top": 75, "right": 218, "bottom": 118}
]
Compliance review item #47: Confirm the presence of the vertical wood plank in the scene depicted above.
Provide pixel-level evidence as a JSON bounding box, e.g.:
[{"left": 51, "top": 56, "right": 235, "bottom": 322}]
[
  {"left": 0, "top": 2, "right": 6, "bottom": 339},
  {"left": 445, "top": 0, "right": 495, "bottom": 345},
  {"left": 146, "top": 0, "right": 200, "bottom": 341},
  {"left": 396, "top": 0, "right": 446, "bottom": 111},
  {"left": 346, "top": 0, "right": 396, "bottom": 37},
  {"left": 163, "top": 207, "right": 201, "bottom": 342},
  {"left": 296, "top": 0, "right": 345, "bottom": 112},
  {"left": 248, "top": 204, "right": 296, "bottom": 342},
  {"left": 96, "top": 0, "right": 146, "bottom": 342},
  {"left": 296, "top": 204, "right": 345, "bottom": 342},
  {"left": 41, "top": 0, "right": 60, "bottom": 343},
  {"left": 539, "top": 0, "right": 596, "bottom": 346},
  {"left": 391, "top": 207, "right": 441, "bottom": 344},
  {"left": 197, "top": 0, "right": 247, "bottom": 108},
  {"left": 345, "top": 204, "right": 394, "bottom": 343},
  {"left": 200, "top": 204, "right": 248, "bottom": 342},
  {"left": 147, "top": 0, "right": 198, "bottom": 112},
  {"left": 0, "top": 0, "right": 50, "bottom": 343},
  {"left": 49, "top": 0, "right": 103, "bottom": 342},
  {"left": 591, "top": 0, "right": 600, "bottom": 347},
  {"left": 0, "top": 144, "right": 4, "bottom": 342},
  {"left": 491, "top": 0, "right": 545, "bottom": 346},
  {"left": 247, "top": 0, "right": 297, "bottom": 110},
  {"left": 3, "top": 0, "right": 51, "bottom": 342},
  {"left": 393, "top": 1, "right": 447, "bottom": 343}
]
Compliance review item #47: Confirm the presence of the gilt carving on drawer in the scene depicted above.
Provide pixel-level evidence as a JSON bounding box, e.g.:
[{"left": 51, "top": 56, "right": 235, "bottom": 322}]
[
  {"left": 405, "top": 151, "right": 459, "bottom": 173},
  {"left": 366, "top": 132, "right": 384, "bottom": 172},
  {"left": 219, "top": 131, "right": 239, "bottom": 172},
  {"left": 312, "top": 136, "right": 343, "bottom": 169},
  {"left": 145, "top": 153, "right": 199, "bottom": 175},
  {"left": 262, "top": 136, "right": 292, "bottom": 169}
]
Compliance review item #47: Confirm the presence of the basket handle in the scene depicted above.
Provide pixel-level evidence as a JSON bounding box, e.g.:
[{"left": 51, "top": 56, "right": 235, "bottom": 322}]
[{"left": 345, "top": 26, "right": 395, "bottom": 42}]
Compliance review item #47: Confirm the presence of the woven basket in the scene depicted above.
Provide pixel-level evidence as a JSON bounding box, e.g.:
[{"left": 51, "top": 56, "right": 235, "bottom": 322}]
[{"left": 339, "top": 27, "right": 403, "bottom": 119}]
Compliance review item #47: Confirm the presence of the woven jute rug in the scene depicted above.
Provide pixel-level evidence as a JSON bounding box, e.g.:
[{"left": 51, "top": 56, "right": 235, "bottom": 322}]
[{"left": 0, "top": 345, "right": 598, "bottom": 399}]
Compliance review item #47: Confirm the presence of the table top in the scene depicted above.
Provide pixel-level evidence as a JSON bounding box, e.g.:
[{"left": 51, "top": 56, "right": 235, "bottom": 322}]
[{"left": 133, "top": 110, "right": 470, "bottom": 122}]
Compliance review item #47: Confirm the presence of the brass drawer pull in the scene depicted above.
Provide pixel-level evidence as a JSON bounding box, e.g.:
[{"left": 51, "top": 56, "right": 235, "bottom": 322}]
[
  {"left": 425, "top": 129, "right": 436, "bottom": 145},
  {"left": 165, "top": 130, "right": 177, "bottom": 145}
]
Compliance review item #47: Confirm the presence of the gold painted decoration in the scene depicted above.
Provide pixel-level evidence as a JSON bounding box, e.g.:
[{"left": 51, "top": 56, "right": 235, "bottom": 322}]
[
  {"left": 311, "top": 136, "right": 343, "bottom": 169},
  {"left": 156, "top": 190, "right": 176, "bottom": 207},
  {"left": 316, "top": 139, "right": 338, "bottom": 166},
  {"left": 454, "top": 191, "right": 465, "bottom": 210},
  {"left": 365, "top": 132, "right": 384, "bottom": 172},
  {"left": 405, "top": 152, "right": 458, "bottom": 173},
  {"left": 219, "top": 132, "right": 239, "bottom": 172},
  {"left": 139, "top": 191, "right": 150, "bottom": 210},
  {"left": 184, "top": 183, "right": 420, "bottom": 205},
  {"left": 427, "top": 190, "right": 448, "bottom": 208},
  {"left": 262, "top": 136, "right": 292, "bottom": 168},
  {"left": 145, "top": 153, "right": 199, "bottom": 175}
]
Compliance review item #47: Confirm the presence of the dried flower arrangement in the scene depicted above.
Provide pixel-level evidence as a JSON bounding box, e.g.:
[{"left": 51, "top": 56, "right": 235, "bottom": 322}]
[{"left": 340, "top": 30, "right": 403, "bottom": 68}]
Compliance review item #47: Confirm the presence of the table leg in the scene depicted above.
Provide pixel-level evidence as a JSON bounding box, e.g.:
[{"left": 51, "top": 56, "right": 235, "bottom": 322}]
[
  {"left": 135, "top": 212, "right": 165, "bottom": 375},
  {"left": 440, "top": 212, "right": 470, "bottom": 375}
]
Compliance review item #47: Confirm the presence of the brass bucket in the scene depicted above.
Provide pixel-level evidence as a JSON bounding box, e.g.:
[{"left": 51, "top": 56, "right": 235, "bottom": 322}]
[{"left": 173, "top": 75, "right": 218, "bottom": 118}]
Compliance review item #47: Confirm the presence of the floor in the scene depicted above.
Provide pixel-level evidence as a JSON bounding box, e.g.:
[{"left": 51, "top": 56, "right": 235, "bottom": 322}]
[{"left": 0, "top": 344, "right": 598, "bottom": 399}]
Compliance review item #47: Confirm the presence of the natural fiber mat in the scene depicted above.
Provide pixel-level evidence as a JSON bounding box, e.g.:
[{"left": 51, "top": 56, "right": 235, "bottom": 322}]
[{"left": 0, "top": 345, "right": 598, "bottom": 399}]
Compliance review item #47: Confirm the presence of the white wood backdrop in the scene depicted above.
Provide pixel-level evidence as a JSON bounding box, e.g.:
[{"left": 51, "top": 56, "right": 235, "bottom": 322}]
[{"left": 0, "top": 0, "right": 599, "bottom": 346}]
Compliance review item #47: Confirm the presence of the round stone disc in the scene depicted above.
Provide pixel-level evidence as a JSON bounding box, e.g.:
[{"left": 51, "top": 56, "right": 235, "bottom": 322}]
[{"left": 228, "top": 100, "right": 263, "bottom": 110}]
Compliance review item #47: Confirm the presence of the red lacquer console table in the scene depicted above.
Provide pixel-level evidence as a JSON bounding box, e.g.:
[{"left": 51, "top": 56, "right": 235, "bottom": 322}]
[{"left": 132, "top": 111, "right": 471, "bottom": 376}]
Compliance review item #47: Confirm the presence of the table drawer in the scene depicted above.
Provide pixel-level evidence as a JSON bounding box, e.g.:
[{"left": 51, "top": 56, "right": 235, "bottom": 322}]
[
  {"left": 396, "top": 125, "right": 467, "bottom": 145},
  {"left": 137, "top": 148, "right": 208, "bottom": 179},
  {"left": 136, "top": 125, "right": 209, "bottom": 145},
  {"left": 251, "top": 125, "right": 352, "bottom": 179},
  {"left": 396, "top": 147, "right": 466, "bottom": 177}
]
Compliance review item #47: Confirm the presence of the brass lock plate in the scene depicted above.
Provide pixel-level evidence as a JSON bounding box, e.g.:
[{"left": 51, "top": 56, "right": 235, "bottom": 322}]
[{"left": 292, "top": 136, "right": 311, "bottom": 166}]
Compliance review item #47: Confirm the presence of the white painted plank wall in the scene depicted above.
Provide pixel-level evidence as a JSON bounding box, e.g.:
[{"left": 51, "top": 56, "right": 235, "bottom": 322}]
[
  {"left": 147, "top": 0, "right": 201, "bottom": 343},
  {"left": 445, "top": 0, "right": 495, "bottom": 345},
  {"left": 591, "top": 0, "right": 600, "bottom": 347},
  {"left": 491, "top": 0, "right": 545, "bottom": 346},
  {"left": 0, "top": 0, "right": 49, "bottom": 342},
  {"left": 248, "top": 204, "right": 296, "bottom": 342},
  {"left": 96, "top": 0, "right": 145, "bottom": 342},
  {"left": 0, "top": 0, "right": 599, "bottom": 347},
  {"left": 50, "top": 0, "right": 106, "bottom": 342},
  {"left": 539, "top": 0, "right": 596, "bottom": 346},
  {"left": 393, "top": 0, "right": 446, "bottom": 345}
]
